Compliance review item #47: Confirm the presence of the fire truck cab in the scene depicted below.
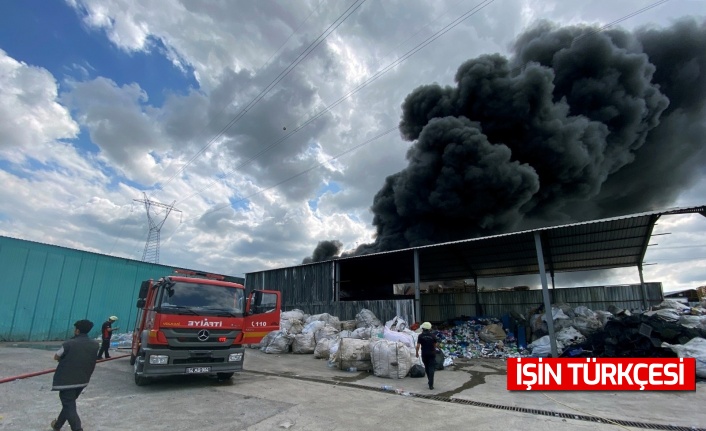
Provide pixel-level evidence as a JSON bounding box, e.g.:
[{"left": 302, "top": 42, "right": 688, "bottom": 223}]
[{"left": 130, "top": 270, "right": 280, "bottom": 385}]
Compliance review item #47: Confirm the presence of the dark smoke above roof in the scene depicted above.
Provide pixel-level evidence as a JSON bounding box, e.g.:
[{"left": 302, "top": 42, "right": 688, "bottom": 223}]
[{"left": 343, "top": 18, "right": 706, "bottom": 257}]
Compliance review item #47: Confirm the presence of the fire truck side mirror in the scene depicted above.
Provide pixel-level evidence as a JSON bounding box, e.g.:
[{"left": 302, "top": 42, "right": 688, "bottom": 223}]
[
  {"left": 245, "top": 295, "right": 252, "bottom": 315},
  {"left": 138, "top": 280, "right": 150, "bottom": 299},
  {"left": 136, "top": 298, "right": 146, "bottom": 309}
]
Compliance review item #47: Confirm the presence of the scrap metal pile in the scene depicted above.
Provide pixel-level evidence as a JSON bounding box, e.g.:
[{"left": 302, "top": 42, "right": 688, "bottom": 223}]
[
  {"left": 431, "top": 318, "right": 530, "bottom": 359},
  {"left": 524, "top": 300, "right": 706, "bottom": 357}
]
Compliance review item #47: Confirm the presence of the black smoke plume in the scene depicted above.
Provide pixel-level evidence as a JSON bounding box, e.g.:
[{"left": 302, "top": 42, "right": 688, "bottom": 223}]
[
  {"left": 324, "top": 18, "right": 706, "bottom": 258},
  {"left": 302, "top": 240, "right": 343, "bottom": 263}
]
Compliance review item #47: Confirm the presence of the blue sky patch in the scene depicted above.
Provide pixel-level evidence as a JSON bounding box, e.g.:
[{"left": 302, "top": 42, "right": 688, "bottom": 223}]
[
  {"left": 308, "top": 181, "right": 341, "bottom": 211},
  {"left": 0, "top": 157, "right": 59, "bottom": 181},
  {"left": 0, "top": 0, "right": 198, "bottom": 107},
  {"left": 0, "top": 160, "right": 24, "bottom": 179},
  {"left": 320, "top": 181, "right": 341, "bottom": 195},
  {"left": 68, "top": 129, "right": 101, "bottom": 156},
  {"left": 229, "top": 196, "right": 250, "bottom": 212}
]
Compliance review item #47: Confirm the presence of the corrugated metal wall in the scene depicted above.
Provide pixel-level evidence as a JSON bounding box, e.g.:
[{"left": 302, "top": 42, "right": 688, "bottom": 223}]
[
  {"left": 0, "top": 236, "right": 238, "bottom": 342},
  {"left": 246, "top": 263, "right": 414, "bottom": 324},
  {"left": 247, "top": 262, "right": 335, "bottom": 306},
  {"left": 420, "top": 283, "right": 663, "bottom": 321},
  {"left": 247, "top": 263, "right": 663, "bottom": 325}
]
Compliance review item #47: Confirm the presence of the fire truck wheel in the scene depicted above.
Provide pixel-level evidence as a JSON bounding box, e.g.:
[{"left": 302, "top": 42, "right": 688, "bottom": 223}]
[
  {"left": 134, "top": 355, "right": 148, "bottom": 386},
  {"left": 134, "top": 373, "right": 148, "bottom": 386},
  {"left": 129, "top": 353, "right": 136, "bottom": 366},
  {"left": 216, "top": 372, "right": 234, "bottom": 381}
]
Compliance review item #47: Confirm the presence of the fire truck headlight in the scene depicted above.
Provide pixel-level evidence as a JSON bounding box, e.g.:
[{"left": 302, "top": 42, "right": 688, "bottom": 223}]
[
  {"left": 149, "top": 355, "right": 169, "bottom": 365},
  {"left": 228, "top": 353, "right": 243, "bottom": 362}
]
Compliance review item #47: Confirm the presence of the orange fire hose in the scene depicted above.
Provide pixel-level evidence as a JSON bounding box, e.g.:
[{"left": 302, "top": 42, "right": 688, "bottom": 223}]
[{"left": 0, "top": 354, "right": 129, "bottom": 384}]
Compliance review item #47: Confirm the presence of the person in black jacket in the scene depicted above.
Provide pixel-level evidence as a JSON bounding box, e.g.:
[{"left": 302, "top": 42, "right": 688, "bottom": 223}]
[
  {"left": 51, "top": 319, "right": 99, "bottom": 431},
  {"left": 96, "top": 316, "right": 118, "bottom": 359},
  {"left": 415, "top": 322, "right": 438, "bottom": 390}
]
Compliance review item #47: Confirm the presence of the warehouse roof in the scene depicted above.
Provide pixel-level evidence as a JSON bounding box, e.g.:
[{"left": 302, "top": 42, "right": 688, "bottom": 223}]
[{"left": 334, "top": 205, "right": 706, "bottom": 285}]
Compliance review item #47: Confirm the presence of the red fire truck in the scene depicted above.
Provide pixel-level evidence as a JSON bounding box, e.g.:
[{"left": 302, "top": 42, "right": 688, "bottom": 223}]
[{"left": 130, "top": 270, "right": 280, "bottom": 385}]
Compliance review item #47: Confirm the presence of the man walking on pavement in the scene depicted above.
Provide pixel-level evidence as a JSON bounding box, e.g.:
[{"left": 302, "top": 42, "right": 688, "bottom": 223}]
[
  {"left": 97, "top": 316, "right": 118, "bottom": 359},
  {"left": 416, "top": 321, "right": 438, "bottom": 390},
  {"left": 51, "top": 319, "right": 99, "bottom": 431}
]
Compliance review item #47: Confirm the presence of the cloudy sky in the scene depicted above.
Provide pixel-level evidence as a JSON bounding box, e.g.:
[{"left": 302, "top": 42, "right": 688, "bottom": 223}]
[{"left": 1, "top": 0, "right": 704, "bottom": 293}]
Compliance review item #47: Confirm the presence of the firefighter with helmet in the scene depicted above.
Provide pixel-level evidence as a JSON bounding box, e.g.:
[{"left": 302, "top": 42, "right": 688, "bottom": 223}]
[{"left": 97, "top": 316, "right": 118, "bottom": 359}]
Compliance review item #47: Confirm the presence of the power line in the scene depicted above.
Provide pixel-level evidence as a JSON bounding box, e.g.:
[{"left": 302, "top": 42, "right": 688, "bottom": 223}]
[
  {"left": 213, "top": 0, "right": 669, "bottom": 205},
  {"left": 175, "top": 0, "right": 495, "bottom": 206},
  {"left": 144, "top": 2, "right": 323, "bottom": 201},
  {"left": 373, "top": 0, "right": 473, "bottom": 70},
  {"left": 573, "top": 0, "right": 670, "bottom": 42},
  {"left": 133, "top": 0, "right": 363, "bottom": 258},
  {"left": 155, "top": 0, "right": 367, "bottom": 194},
  {"left": 257, "top": 0, "right": 326, "bottom": 73},
  {"left": 644, "top": 256, "right": 706, "bottom": 263},
  {"left": 649, "top": 245, "right": 706, "bottom": 250},
  {"left": 156, "top": 0, "right": 671, "bottom": 241}
]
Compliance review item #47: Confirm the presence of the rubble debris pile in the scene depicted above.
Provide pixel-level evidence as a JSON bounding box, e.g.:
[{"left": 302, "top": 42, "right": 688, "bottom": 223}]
[
  {"left": 525, "top": 300, "right": 706, "bottom": 362},
  {"left": 433, "top": 318, "right": 529, "bottom": 360}
]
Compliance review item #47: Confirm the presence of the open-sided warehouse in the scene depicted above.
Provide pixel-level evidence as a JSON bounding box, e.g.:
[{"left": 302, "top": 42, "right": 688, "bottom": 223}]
[{"left": 246, "top": 205, "right": 705, "bottom": 326}]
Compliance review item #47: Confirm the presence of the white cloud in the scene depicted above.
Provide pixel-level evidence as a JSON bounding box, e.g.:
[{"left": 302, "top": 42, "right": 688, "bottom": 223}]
[
  {"left": 68, "top": 0, "right": 336, "bottom": 89},
  {"left": 62, "top": 77, "right": 165, "bottom": 184},
  {"left": 0, "top": 49, "right": 79, "bottom": 162},
  {"left": 71, "top": 0, "right": 154, "bottom": 52}
]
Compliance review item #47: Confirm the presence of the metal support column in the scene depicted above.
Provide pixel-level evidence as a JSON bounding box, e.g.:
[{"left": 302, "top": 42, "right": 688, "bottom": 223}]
[
  {"left": 474, "top": 275, "right": 481, "bottom": 316},
  {"left": 534, "top": 232, "right": 558, "bottom": 358},
  {"left": 638, "top": 265, "right": 649, "bottom": 310},
  {"left": 335, "top": 261, "right": 341, "bottom": 302},
  {"left": 414, "top": 250, "right": 421, "bottom": 324}
]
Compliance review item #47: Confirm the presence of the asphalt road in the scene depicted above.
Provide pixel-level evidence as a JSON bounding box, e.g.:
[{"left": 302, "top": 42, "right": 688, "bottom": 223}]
[{"left": 1, "top": 344, "right": 705, "bottom": 431}]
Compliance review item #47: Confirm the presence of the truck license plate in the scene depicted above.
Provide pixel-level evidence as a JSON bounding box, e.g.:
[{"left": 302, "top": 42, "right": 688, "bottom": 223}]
[{"left": 186, "top": 367, "right": 211, "bottom": 374}]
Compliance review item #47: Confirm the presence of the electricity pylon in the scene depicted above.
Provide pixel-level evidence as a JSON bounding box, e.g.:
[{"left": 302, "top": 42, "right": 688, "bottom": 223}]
[{"left": 134, "top": 192, "right": 182, "bottom": 264}]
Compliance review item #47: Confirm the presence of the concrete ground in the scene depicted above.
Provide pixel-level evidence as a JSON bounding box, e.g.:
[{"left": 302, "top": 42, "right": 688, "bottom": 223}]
[{"left": 0, "top": 343, "right": 704, "bottom": 431}]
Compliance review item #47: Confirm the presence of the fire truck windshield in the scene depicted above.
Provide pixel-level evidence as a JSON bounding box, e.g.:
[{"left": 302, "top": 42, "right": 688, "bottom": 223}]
[{"left": 158, "top": 281, "right": 244, "bottom": 315}]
